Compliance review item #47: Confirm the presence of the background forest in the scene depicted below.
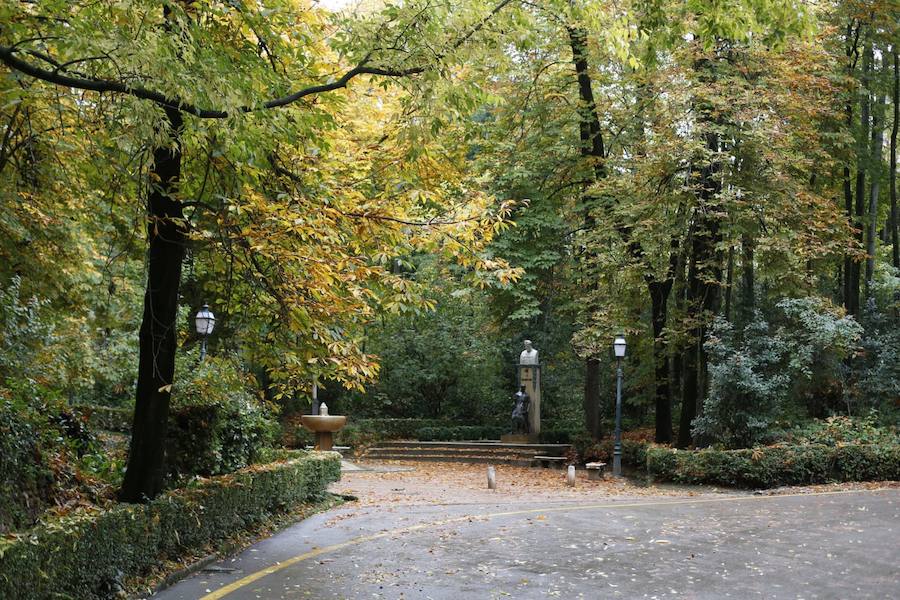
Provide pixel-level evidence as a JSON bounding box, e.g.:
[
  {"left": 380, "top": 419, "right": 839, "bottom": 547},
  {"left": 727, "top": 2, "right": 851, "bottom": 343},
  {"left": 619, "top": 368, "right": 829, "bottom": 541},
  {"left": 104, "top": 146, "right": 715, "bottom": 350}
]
[{"left": 1, "top": 0, "right": 898, "bottom": 526}]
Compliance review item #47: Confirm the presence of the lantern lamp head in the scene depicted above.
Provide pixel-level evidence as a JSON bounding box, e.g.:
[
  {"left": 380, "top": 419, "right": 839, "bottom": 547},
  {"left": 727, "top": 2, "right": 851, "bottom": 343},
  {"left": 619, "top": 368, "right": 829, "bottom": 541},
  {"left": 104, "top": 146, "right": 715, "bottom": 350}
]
[
  {"left": 613, "top": 335, "right": 627, "bottom": 359},
  {"left": 195, "top": 304, "right": 216, "bottom": 336}
]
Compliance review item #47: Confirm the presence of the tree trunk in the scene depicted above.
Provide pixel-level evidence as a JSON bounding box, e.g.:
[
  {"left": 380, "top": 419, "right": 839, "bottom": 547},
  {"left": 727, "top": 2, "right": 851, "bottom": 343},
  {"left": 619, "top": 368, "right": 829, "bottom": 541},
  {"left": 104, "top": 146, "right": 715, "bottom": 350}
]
[
  {"left": 678, "top": 127, "right": 723, "bottom": 448},
  {"left": 740, "top": 234, "right": 755, "bottom": 321},
  {"left": 866, "top": 86, "right": 885, "bottom": 296},
  {"left": 649, "top": 279, "right": 673, "bottom": 443},
  {"left": 119, "top": 107, "right": 186, "bottom": 503},
  {"left": 568, "top": 25, "right": 606, "bottom": 441},
  {"left": 583, "top": 357, "right": 601, "bottom": 439},
  {"left": 851, "top": 38, "right": 871, "bottom": 316},
  {"left": 723, "top": 245, "right": 734, "bottom": 320},
  {"left": 891, "top": 50, "right": 899, "bottom": 270}
]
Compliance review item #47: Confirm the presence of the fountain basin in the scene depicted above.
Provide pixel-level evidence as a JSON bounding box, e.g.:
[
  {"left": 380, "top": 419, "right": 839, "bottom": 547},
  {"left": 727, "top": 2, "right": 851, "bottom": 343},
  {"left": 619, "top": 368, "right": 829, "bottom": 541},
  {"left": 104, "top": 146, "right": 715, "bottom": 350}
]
[
  {"left": 300, "top": 415, "right": 347, "bottom": 432},
  {"left": 300, "top": 415, "right": 347, "bottom": 451}
]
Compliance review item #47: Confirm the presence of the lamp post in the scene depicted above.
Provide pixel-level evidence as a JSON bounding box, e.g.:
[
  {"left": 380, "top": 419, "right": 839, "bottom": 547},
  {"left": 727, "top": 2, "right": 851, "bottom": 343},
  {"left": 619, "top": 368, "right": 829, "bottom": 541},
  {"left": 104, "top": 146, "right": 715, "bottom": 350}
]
[
  {"left": 195, "top": 303, "right": 215, "bottom": 360},
  {"left": 613, "top": 334, "right": 627, "bottom": 477}
]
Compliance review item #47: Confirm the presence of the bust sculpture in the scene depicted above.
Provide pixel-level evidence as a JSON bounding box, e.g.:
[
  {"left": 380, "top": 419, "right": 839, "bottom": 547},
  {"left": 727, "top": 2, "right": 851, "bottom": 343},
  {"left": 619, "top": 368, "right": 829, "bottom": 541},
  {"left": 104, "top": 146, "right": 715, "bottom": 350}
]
[
  {"left": 519, "top": 340, "right": 539, "bottom": 365},
  {"left": 511, "top": 386, "right": 530, "bottom": 434}
]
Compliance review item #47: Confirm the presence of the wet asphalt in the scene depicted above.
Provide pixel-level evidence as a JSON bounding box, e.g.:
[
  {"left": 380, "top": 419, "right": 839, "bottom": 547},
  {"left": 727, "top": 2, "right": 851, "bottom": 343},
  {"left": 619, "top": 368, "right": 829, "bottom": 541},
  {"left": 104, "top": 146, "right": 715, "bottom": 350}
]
[{"left": 153, "top": 488, "right": 898, "bottom": 600}]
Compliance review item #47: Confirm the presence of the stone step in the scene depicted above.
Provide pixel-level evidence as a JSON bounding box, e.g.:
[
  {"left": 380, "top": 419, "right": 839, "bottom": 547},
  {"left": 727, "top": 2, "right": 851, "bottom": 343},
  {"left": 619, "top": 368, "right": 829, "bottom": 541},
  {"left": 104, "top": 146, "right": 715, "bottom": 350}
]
[
  {"left": 364, "top": 446, "right": 550, "bottom": 459},
  {"left": 358, "top": 453, "right": 538, "bottom": 467},
  {"left": 372, "top": 440, "right": 571, "bottom": 454}
]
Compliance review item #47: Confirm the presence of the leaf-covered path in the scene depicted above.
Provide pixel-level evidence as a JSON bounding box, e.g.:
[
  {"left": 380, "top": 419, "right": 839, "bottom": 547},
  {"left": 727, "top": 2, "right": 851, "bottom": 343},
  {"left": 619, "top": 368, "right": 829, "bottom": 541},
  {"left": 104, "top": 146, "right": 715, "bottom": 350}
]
[{"left": 153, "top": 464, "right": 898, "bottom": 599}]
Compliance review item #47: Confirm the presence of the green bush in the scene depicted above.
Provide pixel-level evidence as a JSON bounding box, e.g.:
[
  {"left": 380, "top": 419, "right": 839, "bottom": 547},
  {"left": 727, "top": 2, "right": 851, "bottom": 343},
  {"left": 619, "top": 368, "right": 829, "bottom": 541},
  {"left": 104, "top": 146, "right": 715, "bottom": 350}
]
[
  {"left": 695, "top": 300, "right": 862, "bottom": 448},
  {"left": 167, "top": 352, "right": 278, "bottom": 477},
  {"left": 646, "top": 443, "right": 900, "bottom": 488},
  {"left": 80, "top": 404, "right": 132, "bottom": 432},
  {"left": 0, "top": 452, "right": 340, "bottom": 600},
  {"left": 571, "top": 431, "right": 650, "bottom": 469},
  {"left": 784, "top": 415, "right": 898, "bottom": 447},
  {"left": 0, "top": 380, "right": 102, "bottom": 533},
  {"left": 167, "top": 401, "right": 278, "bottom": 477},
  {"left": 416, "top": 425, "right": 506, "bottom": 441},
  {"left": 0, "top": 399, "right": 54, "bottom": 532}
]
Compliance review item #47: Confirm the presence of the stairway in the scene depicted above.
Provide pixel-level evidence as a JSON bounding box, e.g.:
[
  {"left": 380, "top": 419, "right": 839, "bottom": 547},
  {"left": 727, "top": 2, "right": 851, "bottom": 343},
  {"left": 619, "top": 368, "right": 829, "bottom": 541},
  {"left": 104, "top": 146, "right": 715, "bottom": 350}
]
[{"left": 360, "top": 440, "right": 572, "bottom": 467}]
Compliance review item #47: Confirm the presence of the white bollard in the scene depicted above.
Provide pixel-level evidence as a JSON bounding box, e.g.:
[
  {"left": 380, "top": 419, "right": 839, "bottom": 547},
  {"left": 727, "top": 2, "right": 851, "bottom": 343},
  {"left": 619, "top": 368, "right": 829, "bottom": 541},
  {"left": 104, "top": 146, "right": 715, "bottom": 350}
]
[
  {"left": 487, "top": 466, "right": 497, "bottom": 490},
  {"left": 566, "top": 465, "right": 576, "bottom": 487}
]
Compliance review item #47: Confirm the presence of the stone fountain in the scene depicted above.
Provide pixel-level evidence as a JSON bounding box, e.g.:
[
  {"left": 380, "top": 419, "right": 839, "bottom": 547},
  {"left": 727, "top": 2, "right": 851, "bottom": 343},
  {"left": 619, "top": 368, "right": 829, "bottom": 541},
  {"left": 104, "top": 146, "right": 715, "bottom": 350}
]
[{"left": 300, "top": 403, "right": 347, "bottom": 451}]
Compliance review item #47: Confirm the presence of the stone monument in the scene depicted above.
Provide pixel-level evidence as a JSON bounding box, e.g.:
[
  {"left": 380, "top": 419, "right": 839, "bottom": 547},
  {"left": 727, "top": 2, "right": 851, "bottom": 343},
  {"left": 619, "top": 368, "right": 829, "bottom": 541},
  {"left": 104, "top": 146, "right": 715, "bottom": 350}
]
[
  {"left": 517, "top": 340, "right": 541, "bottom": 436},
  {"left": 502, "top": 340, "right": 542, "bottom": 442},
  {"left": 511, "top": 386, "right": 530, "bottom": 434}
]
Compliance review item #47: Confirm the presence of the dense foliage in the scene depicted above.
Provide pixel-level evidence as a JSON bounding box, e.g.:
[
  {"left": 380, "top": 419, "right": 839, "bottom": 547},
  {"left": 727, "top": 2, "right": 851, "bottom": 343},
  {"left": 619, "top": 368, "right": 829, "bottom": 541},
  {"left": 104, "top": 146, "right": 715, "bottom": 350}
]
[{"left": 0, "top": 0, "right": 897, "bottom": 511}]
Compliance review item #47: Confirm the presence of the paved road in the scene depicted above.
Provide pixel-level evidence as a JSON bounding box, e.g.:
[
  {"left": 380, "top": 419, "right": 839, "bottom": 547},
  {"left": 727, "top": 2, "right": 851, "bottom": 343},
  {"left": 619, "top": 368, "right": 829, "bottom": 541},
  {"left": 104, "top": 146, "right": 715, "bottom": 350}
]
[{"left": 154, "top": 489, "right": 898, "bottom": 599}]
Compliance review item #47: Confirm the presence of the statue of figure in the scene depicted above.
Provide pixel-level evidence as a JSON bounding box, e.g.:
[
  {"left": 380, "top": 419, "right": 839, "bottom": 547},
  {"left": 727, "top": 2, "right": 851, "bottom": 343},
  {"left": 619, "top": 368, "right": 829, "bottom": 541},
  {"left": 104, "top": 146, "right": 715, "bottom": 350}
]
[
  {"left": 519, "top": 340, "right": 539, "bottom": 365},
  {"left": 511, "top": 386, "right": 530, "bottom": 434}
]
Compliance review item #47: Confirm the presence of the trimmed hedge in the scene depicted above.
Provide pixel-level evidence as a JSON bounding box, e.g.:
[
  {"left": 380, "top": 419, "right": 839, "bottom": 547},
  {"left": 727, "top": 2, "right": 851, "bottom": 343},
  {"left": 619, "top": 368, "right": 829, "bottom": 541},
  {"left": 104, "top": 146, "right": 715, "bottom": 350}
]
[
  {"left": 647, "top": 443, "right": 900, "bottom": 488},
  {"left": 167, "top": 403, "right": 277, "bottom": 477},
  {"left": 0, "top": 451, "right": 340, "bottom": 600},
  {"left": 416, "top": 425, "right": 506, "bottom": 441}
]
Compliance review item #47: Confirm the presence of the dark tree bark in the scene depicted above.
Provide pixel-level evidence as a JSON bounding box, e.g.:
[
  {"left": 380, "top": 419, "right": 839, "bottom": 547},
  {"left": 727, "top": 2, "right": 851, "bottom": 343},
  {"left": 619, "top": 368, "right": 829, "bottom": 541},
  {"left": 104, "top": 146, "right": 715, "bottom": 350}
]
[
  {"left": 119, "top": 107, "right": 186, "bottom": 503},
  {"left": 740, "top": 234, "right": 755, "bottom": 321},
  {"left": 568, "top": 25, "right": 606, "bottom": 440},
  {"left": 649, "top": 278, "right": 673, "bottom": 443},
  {"left": 851, "top": 38, "right": 872, "bottom": 316},
  {"left": 866, "top": 85, "right": 885, "bottom": 295},
  {"left": 583, "top": 357, "right": 601, "bottom": 438},
  {"left": 723, "top": 245, "right": 734, "bottom": 320},
  {"left": 842, "top": 21, "right": 861, "bottom": 315},
  {"left": 891, "top": 50, "right": 899, "bottom": 270}
]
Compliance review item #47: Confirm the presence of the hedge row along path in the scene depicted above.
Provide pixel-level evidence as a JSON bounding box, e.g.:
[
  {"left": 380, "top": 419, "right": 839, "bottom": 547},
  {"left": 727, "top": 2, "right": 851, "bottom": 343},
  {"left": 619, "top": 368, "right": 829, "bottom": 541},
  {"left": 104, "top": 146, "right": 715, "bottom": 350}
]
[{"left": 155, "top": 462, "right": 899, "bottom": 599}]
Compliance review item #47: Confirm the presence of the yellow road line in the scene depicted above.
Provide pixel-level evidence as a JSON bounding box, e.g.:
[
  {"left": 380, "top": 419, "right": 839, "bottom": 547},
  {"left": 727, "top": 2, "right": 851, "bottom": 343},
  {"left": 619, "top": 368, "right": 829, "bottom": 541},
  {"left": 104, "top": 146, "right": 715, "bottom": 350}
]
[{"left": 199, "top": 488, "right": 892, "bottom": 599}]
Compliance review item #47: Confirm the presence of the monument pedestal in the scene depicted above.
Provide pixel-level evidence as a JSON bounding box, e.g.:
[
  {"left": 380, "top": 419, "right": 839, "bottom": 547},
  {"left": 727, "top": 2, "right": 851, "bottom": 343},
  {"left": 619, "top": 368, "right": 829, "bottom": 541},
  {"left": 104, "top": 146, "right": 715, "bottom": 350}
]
[{"left": 517, "top": 363, "right": 541, "bottom": 435}]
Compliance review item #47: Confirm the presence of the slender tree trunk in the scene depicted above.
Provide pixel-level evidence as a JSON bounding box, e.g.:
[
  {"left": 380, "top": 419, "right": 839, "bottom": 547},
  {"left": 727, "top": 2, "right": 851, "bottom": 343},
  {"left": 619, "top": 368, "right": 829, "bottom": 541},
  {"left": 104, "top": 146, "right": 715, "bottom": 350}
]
[
  {"left": 842, "top": 22, "right": 858, "bottom": 311},
  {"left": 120, "top": 107, "right": 186, "bottom": 503},
  {"left": 740, "top": 234, "right": 755, "bottom": 321},
  {"left": 891, "top": 50, "right": 899, "bottom": 270},
  {"left": 583, "top": 357, "right": 601, "bottom": 438},
  {"left": 649, "top": 279, "right": 673, "bottom": 443},
  {"left": 569, "top": 25, "right": 606, "bottom": 440},
  {"left": 851, "top": 38, "right": 872, "bottom": 316},
  {"left": 723, "top": 245, "right": 734, "bottom": 320},
  {"left": 866, "top": 86, "right": 886, "bottom": 295}
]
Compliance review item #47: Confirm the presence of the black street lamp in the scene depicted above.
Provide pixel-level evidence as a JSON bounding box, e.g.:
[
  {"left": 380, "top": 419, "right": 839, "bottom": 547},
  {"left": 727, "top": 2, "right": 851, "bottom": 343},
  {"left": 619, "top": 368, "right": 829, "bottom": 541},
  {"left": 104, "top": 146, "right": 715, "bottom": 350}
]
[
  {"left": 613, "top": 334, "right": 627, "bottom": 477},
  {"left": 195, "top": 303, "right": 216, "bottom": 360}
]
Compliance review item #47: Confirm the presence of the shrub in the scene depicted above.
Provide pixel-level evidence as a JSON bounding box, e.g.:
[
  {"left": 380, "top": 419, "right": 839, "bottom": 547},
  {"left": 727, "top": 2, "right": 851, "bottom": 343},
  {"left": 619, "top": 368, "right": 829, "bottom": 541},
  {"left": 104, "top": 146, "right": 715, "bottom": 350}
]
[
  {"left": 167, "top": 401, "right": 278, "bottom": 477},
  {"left": 0, "top": 380, "right": 101, "bottom": 533},
  {"left": 784, "top": 415, "right": 898, "bottom": 447},
  {"left": 80, "top": 404, "right": 132, "bottom": 432},
  {"left": 695, "top": 299, "right": 862, "bottom": 448},
  {"left": 0, "top": 399, "right": 54, "bottom": 532},
  {"left": 0, "top": 452, "right": 340, "bottom": 600},
  {"left": 167, "top": 352, "right": 278, "bottom": 477},
  {"left": 646, "top": 443, "right": 900, "bottom": 489},
  {"left": 416, "top": 425, "right": 506, "bottom": 441}
]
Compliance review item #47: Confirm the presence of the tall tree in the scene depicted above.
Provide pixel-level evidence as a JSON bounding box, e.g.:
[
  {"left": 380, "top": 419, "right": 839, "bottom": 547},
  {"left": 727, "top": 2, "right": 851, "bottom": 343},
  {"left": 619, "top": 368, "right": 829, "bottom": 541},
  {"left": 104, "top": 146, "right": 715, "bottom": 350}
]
[{"left": 1, "top": 0, "right": 518, "bottom": 501}]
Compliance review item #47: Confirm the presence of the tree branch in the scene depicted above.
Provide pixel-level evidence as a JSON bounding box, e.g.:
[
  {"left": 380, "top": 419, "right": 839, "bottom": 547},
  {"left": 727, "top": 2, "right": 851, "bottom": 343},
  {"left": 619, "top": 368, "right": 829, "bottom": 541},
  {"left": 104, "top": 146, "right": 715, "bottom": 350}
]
[{"left": 0, "top": 0, "right": 516, "bottom": 119}]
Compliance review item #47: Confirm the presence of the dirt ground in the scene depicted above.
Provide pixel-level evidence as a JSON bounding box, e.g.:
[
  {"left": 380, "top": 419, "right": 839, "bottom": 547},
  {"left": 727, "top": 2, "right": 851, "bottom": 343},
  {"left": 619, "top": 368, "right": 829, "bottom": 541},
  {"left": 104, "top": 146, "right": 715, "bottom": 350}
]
[{"left": 329, "top": 459, "right": 896, "bottom": 507}]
